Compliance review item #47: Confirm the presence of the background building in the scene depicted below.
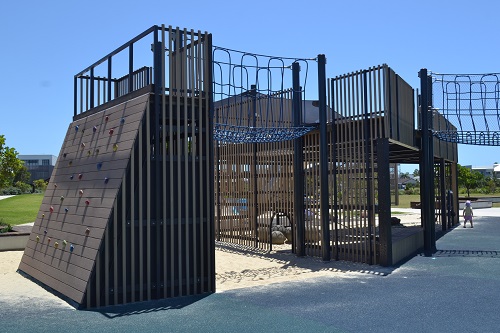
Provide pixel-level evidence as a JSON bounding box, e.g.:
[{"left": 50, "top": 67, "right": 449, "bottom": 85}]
[
  {"left": 465, "top": 163, "right": 500, "bottom": 179},
  {"left": 18, "top": 155, "right": 57, "bottom": 183}
]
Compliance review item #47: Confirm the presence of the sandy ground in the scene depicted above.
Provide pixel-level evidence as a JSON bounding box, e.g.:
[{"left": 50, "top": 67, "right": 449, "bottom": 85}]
[
  {"left": 0, "top": 210, "right": 419, "bottom": 306},
  {"left": 0, "top": 251, "right": 71, "bottom": 309},
  {"left": 0, "top": 245, "right": 390, "bottom": 308}
]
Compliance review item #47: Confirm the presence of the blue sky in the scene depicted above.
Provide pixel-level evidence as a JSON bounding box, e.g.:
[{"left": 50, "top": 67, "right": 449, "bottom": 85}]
[{"left": 1, "top": 0, "right": 499, "bottom": 172}]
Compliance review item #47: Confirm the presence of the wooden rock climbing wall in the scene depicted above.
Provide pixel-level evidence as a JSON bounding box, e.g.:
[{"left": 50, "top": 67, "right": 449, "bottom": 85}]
[{"left": 19, "top": 93, "right": 150, "bottom": 306}]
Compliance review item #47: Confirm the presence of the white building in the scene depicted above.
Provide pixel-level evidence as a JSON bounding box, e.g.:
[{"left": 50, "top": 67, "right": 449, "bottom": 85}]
[{"left": 469, "top": 163, "right": 500, "bottom": 179}]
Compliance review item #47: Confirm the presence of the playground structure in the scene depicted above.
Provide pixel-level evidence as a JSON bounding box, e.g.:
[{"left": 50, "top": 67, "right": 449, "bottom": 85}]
[
  {"left": 215, "top": 61, "right": 459, "bottom": 265},
  {"left": 18, "top": 24, "right": 469, "bottom": 309}
]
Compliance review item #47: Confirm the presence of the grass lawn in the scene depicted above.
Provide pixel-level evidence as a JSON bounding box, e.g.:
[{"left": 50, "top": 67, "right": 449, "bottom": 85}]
[
  {"left": 393, "top": 194, "right": 420, "bottom": 208},
  {"left": 0, "top": 193, "right": 44, "bottom": 226}
]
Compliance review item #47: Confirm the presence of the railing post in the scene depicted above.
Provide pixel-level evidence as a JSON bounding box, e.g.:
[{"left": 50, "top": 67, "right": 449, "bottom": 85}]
[
  {"left": 440, "top": 158, "right": 447, "bottom": 231},
  {"left": 152, "top": 26, "right": 163, "bottom": 298},
  {"left": 318, "top": 54, "right": 331, "bottom": 261},
  {"left": 377, "top": 138, "right": 392, "bottom": 266},
  {"left": 251, "top": 84, "right": 259, "bottom": 249},
  {"left": 363, "top": 70, "right": 375, "bottom": 264},
  {"left": 419, "top": 68, "right": 436, "bottom": 256},
  {"left": 90, "top": 68, "right": 95, "bottom": 109},
  {"left": 107, "top": 57, "right": 112, "bottom": 102},
  {"left": 129, "top": 44, "right": 134, "bottom": 94},
  {"left": 74, "top": 76, "right": 78, "bottom": 117},
  {"left": 292, "top": 62, "right": 305, "bottom": 256}
]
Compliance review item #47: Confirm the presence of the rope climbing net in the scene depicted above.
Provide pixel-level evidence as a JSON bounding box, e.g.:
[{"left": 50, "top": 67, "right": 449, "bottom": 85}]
[
  {"left": 212, "top": 46, "right": 317, "bottom": 143},
  {"left": 432, "top": 72, "right": 500, "bottom": 146}
]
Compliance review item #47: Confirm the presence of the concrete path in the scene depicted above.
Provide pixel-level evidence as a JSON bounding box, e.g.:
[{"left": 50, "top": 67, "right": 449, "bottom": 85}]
[{"left": 1, "top": 210, "right": 500, "bottom": 332}]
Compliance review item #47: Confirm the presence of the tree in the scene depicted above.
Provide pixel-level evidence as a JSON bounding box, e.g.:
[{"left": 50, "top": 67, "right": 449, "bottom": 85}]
[
  {"left": 0, "top": 135, "right": 24, "bottom": 188},
  {"left": 399, "top": 172, "right": 410, "bottom": 179},
  {"left": 457, "top": 164, "right": 484, "bottom": 197},
  {"left": 13, "top": 164, "right": 30, "bottom": 184},
  {"left": 413, "top": 169, "right": 419, "bottom": 177}
]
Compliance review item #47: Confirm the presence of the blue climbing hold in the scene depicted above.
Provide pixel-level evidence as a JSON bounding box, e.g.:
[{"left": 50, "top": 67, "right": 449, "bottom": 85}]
[
  {"left": 75, "top": 125, "right": 79, "bottom": 132},
  {"left": 70, "top": 244, "right": 74, "bottom": 252},
  {"left": 97, "top": 162, "right": 103, "bottom": 170}
]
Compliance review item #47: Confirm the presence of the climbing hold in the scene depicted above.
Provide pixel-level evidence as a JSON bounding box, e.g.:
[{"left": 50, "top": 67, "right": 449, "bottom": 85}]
[
  {"left": 113, "top": 144, "right": 118, "bottom": 152},
  {"left": 79, "top": 189, "right": 84, "bottom": 196},
  {"left": 93, "top": 126, "right": 97, "bottom": 132},
  {"left": 85, "top": 228, "right": 90, "bottom": 235},
  {"left": 70, "top": 244, "right": 74, "bottom": 252},
  {"left": 70, "top": 174, "right": 74, "bottom": 180},
  {"left": 95, "top": 148, "right": 100, "bottom": 154},
  {"left": 85, "top": 199, "right": 90, "bottom": 205},
  {"left": 81, "top": 142, "right": 86, "bottom": 149},
  {"left": 104, "top": 177, "right": 109, "bottom": 184},
  {"left": 54, "top": 242, "right": 59, "bottom": 249},
  {"left": 87, "top": 150, "right": 92, "bottom": 156},
  {"left": 54, "top": 183, "right": 57, "bottom": 188},
  {"left": 49, "top": 206, "right": 54, "bottom": 213},
  {"left": 120, "top": 117, "right": 125, "bottom": 124},
  {"left": 105, "top": 115, "right": 109, "bottom": 122},
  {"left": 47, "top": 238, "right": 51, "bottom": 243},
  {"left": 63, "top": 240, "right": 67, "bottom": 247},
  {"left": 60, "top": 196, "right": 64, "bottom": 201},
  {"left": 36, "top": 236, "right": 40, "bottom": 242},
  {"left": 109, "top": 128, "right": 114, "bottom": 135},
  {"left": 64, "top": 208, "right": 69, "bottom": 213},
  {"left": 63, "top": 153, "right": 67, "bottom": 158},
  {"left": 42, "top": 213, "right": 45, "bottom": 218},
  {"left": 78, "top": 173, "right": 83, "bottom": 180},
  {"left": 44, "top": 229, "right": 47, "bottom": 234},
  {"left": 69, "top": 161, "right": 73, "bottom": 166},
  {"left": 97, "top": 162, "right": 102, "bottom": 170},
  {"left": 75, "top": 125, "right": 79, "bottom": 132}
]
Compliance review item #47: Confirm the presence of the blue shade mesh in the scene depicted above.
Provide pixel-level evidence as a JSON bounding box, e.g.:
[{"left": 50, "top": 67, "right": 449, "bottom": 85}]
[
  {"left": 431, "top": 73, "right": 500, "bottom": 146},
  {"left": 212, "top": 46, "right": 316, "bottom": 143}
]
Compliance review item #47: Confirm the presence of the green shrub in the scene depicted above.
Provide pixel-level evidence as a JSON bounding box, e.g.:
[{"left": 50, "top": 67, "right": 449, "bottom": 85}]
[
  {"left": 14, "top": 181, "right": 32, "bottom": 194},
  {"left": 0, "top": 221, "right": 13, "bottom": 233},
  {"left": 1, "top": 187, "right": 21, "bottom": 195},
  {"left": 33, "top": 179, "right": 48, "bottom": 192}
]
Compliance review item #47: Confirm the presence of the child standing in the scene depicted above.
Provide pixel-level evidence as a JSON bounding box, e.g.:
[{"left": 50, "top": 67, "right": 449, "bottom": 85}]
[{"left": 463, "top": 200, "right": 473, "bottom": 228}]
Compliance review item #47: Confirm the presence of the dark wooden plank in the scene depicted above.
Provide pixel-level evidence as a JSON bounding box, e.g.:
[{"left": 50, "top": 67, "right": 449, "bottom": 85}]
[
  {"left": 25, "top": 239, "right": 99, "bottom": 265},
  {"left": 23, "top": 245, "right": 94, "bottom": 277},
  {"left": 29, "top": 228, "right": 102, "bottom": 250}
]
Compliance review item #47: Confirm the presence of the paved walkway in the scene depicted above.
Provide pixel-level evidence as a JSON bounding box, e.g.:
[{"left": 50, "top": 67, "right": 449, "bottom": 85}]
[{"left": 1, "top": 210, "right": 500, "bottom": 332}]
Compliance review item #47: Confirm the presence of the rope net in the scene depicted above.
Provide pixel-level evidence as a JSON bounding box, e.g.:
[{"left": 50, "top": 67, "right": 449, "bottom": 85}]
[
  {"left": 432, "top": 73, "right": 500, "bottom": 145},
  {"left": 213, "top": 47, "right": 316, "bottom": 143}
]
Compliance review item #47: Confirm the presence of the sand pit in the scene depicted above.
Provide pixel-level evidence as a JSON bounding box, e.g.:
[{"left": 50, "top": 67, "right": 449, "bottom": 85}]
[{"left": 0, "top": 242, "right": 390, "bottom": 308}]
